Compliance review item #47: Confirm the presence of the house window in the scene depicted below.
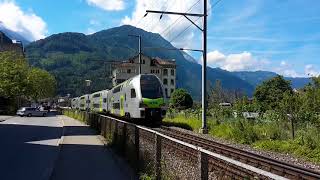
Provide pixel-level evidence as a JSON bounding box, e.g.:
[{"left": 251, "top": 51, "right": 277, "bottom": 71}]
[
  {"left": 171, "top": 79, "right": 174, "bottom": 85},
  {"left": 171, "top": 89, "right": 174, "bottom": 94},
  {"left": 165, "top": 88, "right": 168, "bottom": 98},
  {"left": 127, "top": 69, "right": 131, "bottom": 73},
  {"left": 171, "top": 69, "right": 175, "bottom": 76},
  {"left": 163, "top": 69, "right": 168, "bottom": 75},
  {"left": 131, "top": 89, "right": 136, "bottom": 98},
  {"left": 163, "top": 79, "right": 168, "bottom": 85}
]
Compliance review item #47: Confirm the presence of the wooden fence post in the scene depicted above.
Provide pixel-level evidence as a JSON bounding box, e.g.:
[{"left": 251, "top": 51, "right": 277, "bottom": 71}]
[
  {"left": 155, "top": 134, "right": 162, "bottom": 180},
  {"left": 135, "top": 126, "right": 140, "bottom": 170},
  {"left": 108, "top": 117, "right": 112, "bottom": 137},
  {"left": 122, "top": 123, "right": 127, "bottom": 153},
  {"left": 198, "top": 150, "right": 208, "bottom": 180},
  {"left": 114, "top": 121, "right": 118, "bottom": 145}
]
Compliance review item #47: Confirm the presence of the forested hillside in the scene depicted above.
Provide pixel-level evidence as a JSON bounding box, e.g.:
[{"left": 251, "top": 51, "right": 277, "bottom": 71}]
[{"left": 25, "top": 25, "right": 254, "bottom": 99}]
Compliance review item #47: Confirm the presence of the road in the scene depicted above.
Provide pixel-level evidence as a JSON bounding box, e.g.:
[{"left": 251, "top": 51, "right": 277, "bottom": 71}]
[
  {"left": 0, "top": 115, "right": 135, "bottom": 180},
  {"left": 0, "top": 115, "right": 63, "bottom": 180}
]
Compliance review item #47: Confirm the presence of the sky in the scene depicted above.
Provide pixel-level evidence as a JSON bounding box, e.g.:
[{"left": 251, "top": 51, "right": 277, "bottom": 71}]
[{"left": 0, "top": 0, "right": 319, "bottom": 77}]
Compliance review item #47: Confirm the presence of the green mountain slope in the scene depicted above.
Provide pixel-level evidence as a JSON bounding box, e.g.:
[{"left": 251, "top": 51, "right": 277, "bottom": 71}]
[
  {"left": 232, "top": 71, "right": 311, "bottom": 89},
  {"left": 25, "top": 25, "right": 254, "bottom": 99}
]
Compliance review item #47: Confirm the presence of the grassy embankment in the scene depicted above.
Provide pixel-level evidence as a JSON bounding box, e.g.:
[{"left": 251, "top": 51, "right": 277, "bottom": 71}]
[{"left": 163, "top": 113, "right": 320, "bottom": 164}]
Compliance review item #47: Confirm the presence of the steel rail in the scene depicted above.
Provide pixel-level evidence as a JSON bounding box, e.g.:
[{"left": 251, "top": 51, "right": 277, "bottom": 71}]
[{"left": 158, "top": 126, "right": 320, "bottom": 179}]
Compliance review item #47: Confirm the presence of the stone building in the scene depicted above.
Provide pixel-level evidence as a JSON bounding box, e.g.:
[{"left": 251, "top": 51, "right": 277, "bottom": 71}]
[{"left": 112, "top": 54, "right": 177, "bottom": 98}]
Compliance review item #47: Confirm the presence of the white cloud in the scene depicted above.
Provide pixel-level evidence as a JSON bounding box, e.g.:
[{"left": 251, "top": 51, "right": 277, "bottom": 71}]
[
  {"left": 305, "top": 64, "right": 320, "bottom": 77},
  {"left": 273, "top": 61, "right": 303, "bottom": 77},
  {"left": 204, "top": 50, "right": 268, "bottom": 71},
  {"left": 121, "top": 0, "right": 210, "bottom": 47},
  {"left": 0, "top": 1, "right": 47, "bottom": 41},
  {"left": 87, "top": 0, "right": 125, "bottom": 11}
]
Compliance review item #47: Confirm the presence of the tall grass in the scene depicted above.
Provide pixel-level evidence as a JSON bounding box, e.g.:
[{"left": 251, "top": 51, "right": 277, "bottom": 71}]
[{"left": 163, "top": 113, "right": 320, "bottom": 163}]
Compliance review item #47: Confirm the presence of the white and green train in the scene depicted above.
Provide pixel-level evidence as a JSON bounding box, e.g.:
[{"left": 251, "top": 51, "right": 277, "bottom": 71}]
[{"left": 71, "top": 74, "right": 167, "bottom": 122}]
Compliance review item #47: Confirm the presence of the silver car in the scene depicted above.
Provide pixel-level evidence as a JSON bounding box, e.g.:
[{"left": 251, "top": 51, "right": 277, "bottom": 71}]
[{"left": 16, "top": 107, "right": 48, "bottom": 117}]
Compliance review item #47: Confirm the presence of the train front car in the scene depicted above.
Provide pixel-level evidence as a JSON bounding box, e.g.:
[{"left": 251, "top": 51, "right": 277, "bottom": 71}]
[
  {"left": 138, "top": 74, "right": 167, "bottom": 122},
  {"left": 108, "top": 74, "right": 167, "bottom": 124}
]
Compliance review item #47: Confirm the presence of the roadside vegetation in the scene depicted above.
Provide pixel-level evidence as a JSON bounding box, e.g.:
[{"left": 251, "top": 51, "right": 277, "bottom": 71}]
[
  {"left": 164, "top": 76, "right": 320, "bottom": 164},
  {"left": 0, "top": 51, "right": 56, "bottom": 113}
]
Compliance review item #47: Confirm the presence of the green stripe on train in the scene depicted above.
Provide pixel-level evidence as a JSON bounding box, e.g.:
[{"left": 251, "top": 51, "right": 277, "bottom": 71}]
[{"left": 142, "top": 98, "right": 165, "bottom": 108}]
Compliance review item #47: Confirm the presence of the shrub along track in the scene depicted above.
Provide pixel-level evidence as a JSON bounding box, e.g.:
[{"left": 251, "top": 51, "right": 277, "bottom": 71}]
[{"left": 156, "top": 126, "right": 320, "bottom": 179}]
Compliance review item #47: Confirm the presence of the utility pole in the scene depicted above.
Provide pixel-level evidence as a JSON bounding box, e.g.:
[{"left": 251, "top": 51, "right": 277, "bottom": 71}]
[
  {"left": 128, "top": 35, "right": 142, "bottom": 74},
  {"left": 202, "top": 0, "right": 208, "bottom": 134},
  {"left": 146, "top": 0, "right": 208, "bottom": 134}
]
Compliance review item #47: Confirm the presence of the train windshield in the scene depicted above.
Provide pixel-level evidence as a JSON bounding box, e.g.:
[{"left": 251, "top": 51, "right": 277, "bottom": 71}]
[{"left": 140, "top": 75, "right": 163, "bottom": 99}]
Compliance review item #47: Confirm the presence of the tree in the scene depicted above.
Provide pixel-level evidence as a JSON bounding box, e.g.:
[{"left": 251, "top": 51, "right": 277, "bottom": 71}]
[
  {"left": 0, "top": 52, "right": 29, "bottom": 98},
  {"left": 27, "top": 67, "right": 56, "bottom": 101},
  {"left": 279, "top": 91, "right": 302, "bottom": 139},
  {"left": 169, "top": 88, "right": 193, "bottom": 110},
  {"left": 254, "top": 75, "right": 292, "bottom": 112}
]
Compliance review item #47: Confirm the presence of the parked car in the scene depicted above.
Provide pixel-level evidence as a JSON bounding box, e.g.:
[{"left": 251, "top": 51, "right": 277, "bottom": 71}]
[{"left": 16, "top": 107, "right": 48, "bottom": 117}]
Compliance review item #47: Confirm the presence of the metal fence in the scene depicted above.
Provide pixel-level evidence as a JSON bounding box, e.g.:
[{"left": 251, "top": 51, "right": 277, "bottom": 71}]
[{"left": 65, "top": 111, "right": 288, "bottom": 180}]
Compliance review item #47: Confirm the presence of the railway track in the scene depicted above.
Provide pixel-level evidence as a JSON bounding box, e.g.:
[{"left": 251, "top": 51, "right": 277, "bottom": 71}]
[{"left": 157, "top": 126, "right": 320, "bottom": 179}]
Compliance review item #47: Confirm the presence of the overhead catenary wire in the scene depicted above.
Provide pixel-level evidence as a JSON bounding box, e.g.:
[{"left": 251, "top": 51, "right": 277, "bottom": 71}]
[
  {"left": 168, "top": 0, "right": 223, "bottom": 43},
  {"left": 160, "top": 0, "right": 201, "bottom": 38},
  {"left": 147, "top": 0, "right": 201, "bottom": 44},
  {"left": 168, "top": 17, "right": 202, "bottom": 43}
]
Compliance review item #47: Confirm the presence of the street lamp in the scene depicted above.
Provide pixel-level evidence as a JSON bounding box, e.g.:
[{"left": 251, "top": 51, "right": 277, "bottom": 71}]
[{"left": 128, "top": 35, "right": 142, "bottom": 74}]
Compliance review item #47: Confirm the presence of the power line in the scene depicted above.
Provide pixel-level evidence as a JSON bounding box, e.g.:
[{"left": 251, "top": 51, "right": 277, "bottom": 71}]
[
  {"left": 169, "top": 17, "right": 201, "bottom": 43},
  {"left": 161, "top": 0, "right": 201, "bottom": 38},
  {"left": 147, "top": 0, "right": 201, "bottom": 44},
  {"left": 165, "top": 0, "right": 223, "bottom": 44}
]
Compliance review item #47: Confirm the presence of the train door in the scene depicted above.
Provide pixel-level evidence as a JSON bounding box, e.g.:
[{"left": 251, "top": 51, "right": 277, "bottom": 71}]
[{"left": 120, "top": 95, "right": 124, "bottom": 116}]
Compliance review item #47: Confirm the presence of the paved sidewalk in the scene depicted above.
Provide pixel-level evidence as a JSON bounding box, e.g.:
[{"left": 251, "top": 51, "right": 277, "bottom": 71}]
[
  {"left": 0, "top": 115, "right": 13, "bottom": 122},
  {"left": 50, "top": 116, "right": 135, "bottom": 180}
]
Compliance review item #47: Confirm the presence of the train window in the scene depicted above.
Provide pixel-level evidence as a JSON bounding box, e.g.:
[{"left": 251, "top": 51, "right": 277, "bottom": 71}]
[
  {"left": 93, "top": 93, "right": 100, "bottom": 98},
  {"left": 141, "top": 75, "right": 163, "bottom": 99},
  {"left": 113, "top": 85, "right": 121, "bottom": 93},
  {"left": 103, "top": 98, "right": 107, "bottom": 103},
  {"left": 131, "top": 89, "right": 136, "bottom": 98}
]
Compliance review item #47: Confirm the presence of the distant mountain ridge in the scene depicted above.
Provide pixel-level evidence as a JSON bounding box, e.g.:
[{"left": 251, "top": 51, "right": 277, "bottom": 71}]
[
  {"left": 23, "top": 25, "right": 310, "bottom": 99},
  {"left": 232, "top": 71, "right": 311, "bottom": 89},
  {"left": 0, "top": 23, "right": 30, "bottom": 45}
]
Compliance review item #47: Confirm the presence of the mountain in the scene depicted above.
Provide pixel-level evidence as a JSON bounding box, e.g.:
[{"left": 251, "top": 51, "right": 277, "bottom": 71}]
[
  {"left": 25, "top": 25, "right": 254, "bottom": 99},
  {"left": 182, "top": 51, "right": 198, "bottom": 64},
  {"left": 232, "top": 71, "right": 311, "bottom": 89},
  {"left": 0, "top": 23, "right": 30, "bottom": 45}
]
